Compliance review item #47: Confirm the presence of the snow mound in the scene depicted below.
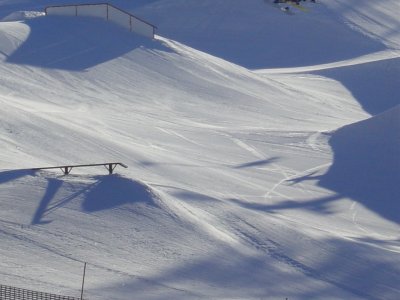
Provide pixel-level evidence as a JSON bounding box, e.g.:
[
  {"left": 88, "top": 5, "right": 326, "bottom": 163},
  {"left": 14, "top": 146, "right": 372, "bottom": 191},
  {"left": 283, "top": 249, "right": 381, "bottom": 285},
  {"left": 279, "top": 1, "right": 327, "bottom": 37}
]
[
  {"left": 320, "top": 105, "right": 400, "bottom": 223},
  {"left": 1, "top": 11, "right": 44, "bottom": 22}
]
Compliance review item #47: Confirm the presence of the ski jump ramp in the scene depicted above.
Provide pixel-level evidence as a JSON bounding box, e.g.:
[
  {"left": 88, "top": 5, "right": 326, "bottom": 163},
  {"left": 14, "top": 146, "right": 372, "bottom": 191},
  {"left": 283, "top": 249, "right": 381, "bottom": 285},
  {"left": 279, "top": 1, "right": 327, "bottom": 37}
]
[{"left": 45, "top": 3, "right": 156, "bottom": 39}]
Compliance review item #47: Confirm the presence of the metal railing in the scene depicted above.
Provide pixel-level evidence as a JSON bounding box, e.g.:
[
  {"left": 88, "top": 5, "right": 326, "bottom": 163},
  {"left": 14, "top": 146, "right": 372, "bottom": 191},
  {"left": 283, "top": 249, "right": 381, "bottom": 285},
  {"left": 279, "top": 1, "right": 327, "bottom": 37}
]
[
  {"left": 45, "top": 3, "right": 157, "bottom": 39},
  {"left": 0, "top": 284, "right": 83, "bottom": 300},
  {"left": 32, "top": 162, "right": 128, "bottom": 175}
]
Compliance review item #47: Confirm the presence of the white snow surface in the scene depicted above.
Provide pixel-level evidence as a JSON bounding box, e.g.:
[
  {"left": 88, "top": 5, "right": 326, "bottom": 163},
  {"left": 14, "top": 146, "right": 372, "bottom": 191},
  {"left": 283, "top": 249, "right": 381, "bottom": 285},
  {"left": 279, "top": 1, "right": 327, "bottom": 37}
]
[{"left": 0, "top": 1, "right": 399, "bottom": 299}]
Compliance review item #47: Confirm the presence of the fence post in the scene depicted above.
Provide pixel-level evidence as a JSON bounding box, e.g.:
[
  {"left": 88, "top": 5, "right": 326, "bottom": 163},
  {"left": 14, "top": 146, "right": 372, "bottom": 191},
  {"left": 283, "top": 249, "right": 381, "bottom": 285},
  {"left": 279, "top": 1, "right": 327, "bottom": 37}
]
[{"left": 80, "top": 262, "right": 87, "bottom": 300}]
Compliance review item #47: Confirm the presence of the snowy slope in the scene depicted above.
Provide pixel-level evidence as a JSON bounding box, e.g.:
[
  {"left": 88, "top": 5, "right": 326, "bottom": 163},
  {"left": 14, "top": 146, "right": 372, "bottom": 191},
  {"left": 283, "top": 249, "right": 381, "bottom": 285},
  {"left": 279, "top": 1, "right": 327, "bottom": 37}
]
[
  {"left": 134, "top": 0, "right": 388, "bottom": 69},
  {"left": 0, "top": 1, "right": 399, "bottom": 299},
  {"left": 323, "top": 0, "right": 400, "bottom": 49}
]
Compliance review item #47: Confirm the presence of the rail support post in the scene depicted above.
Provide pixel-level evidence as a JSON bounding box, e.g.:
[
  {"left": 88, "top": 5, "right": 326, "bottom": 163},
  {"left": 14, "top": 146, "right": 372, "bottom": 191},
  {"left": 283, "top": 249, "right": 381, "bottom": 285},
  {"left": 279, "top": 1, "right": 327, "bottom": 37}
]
[
  {"left": 107, "top": 163, "right": 117, "bottom": 174},
  {"left": 61, "top": 166, "right": 73, "bottom": 175}
]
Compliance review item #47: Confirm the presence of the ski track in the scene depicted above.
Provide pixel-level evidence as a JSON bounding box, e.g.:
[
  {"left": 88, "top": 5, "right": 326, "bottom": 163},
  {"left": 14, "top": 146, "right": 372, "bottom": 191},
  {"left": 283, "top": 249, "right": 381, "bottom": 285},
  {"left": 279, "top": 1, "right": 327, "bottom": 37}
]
[
  {"left": 263, "top": 163, "right": 331, "bottom": 200},
  {"left": 0, "top": 1, "right": 399, "bottom": 298},
  {"left": 227, "top": 134, "right": 298, "bottom": 199},
  {"left": 229, "top": 218, "right": 373, "bottom": 300},
  {"left": 156, "top": 127, "right": 204, "bottom": 147},
  {"left": 224, "top": 131, "right": 325, "bottom": 199},
  {"left": 169, "top": 196, "right": 374, "bottom": 300},
  {"left": 349, "top": 201, "right": 400, "bottom": 245},
  {"left": 306, "top": 131, "right": 322, "bottom": 151},
  {"left": 0, "top": 219, "right": 204, "bottom": 298}
]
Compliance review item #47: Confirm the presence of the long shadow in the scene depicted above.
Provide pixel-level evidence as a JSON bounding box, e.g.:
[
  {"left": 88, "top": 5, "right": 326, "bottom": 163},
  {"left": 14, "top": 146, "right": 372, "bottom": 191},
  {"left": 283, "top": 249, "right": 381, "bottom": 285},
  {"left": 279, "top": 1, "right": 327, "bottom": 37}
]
[
  {"left": 233, "top": 157, "right": 279, "bottom": 169},
  {"left": 90, "top": 237, "right": 400, "bottom": 299},
  {"left": 0, "top": 169, "right": 62, "bottom": 225},
  {"left": 30, "top": 175, "right": 97, "bottom": 225},
  {"left": 230, "top": 194, "right": 341, "bottom": 215},
  {"left": 31, "top": 178, "right": 63, "bottom": 225},
  {"left": 0, "top": 169, "right": 36, "bottom": 184},
  {"left": 6, "top": 15, "right": 170, "bottom": 71}
]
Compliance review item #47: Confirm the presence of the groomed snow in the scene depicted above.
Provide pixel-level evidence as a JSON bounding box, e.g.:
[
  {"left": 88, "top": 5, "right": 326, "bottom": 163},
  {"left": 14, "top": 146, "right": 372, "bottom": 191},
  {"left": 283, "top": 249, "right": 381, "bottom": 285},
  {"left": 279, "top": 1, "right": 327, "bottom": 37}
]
[{"left": 0, "top": 1, "right": 399, "bottom": 299}]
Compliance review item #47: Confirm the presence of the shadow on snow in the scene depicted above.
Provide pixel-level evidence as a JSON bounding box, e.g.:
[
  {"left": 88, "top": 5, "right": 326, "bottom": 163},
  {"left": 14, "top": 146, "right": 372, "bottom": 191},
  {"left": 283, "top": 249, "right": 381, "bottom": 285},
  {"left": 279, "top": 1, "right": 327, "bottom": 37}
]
[
  {"left": 90, "top": 238, "right": 399, "bottom": 300},
  {"left": 318, "top": 107, "right": 400, "bottom": 224},
  {"left": 147, "top": 0, "right": 387, "bottom": 69},
  {"left": 6, "top": 15, "right": 171, "bottom": 71},
  {"left": 0, "top": 169, "right": 36, "bottom": 184},
  {"left": 26, "top": 174, "right": 156, "bottom": 225},
  {"left": 314, "top": 57, "right": 400, "bottom": 115},
  {"left": 233, "top": 157, "right": 279, "bottom": 169},
  {"left": 231, "top": 106, "right": 400, "bottom": 224}
]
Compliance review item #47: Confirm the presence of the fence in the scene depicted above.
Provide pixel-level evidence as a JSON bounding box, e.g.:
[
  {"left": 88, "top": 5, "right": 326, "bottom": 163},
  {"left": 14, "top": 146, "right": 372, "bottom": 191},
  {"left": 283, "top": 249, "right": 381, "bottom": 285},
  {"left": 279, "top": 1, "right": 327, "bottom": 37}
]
[
  {"left": 45, "top": 3, "right": 156, "bottom": 39},
  {"left": 0, "top": 284, "right": 83, "bottom": 300}
]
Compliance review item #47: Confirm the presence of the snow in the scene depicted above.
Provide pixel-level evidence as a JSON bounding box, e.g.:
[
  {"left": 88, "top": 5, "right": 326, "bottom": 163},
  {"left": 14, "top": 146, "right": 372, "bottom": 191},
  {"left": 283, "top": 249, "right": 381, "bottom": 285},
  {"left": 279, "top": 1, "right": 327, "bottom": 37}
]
[
  {"left": 1, "top": 10, "right": 44, "bottom": 22},
  {"left": 134, "top": 0, "right": 388, "bottom": 69},
  {"left": 0, "top": 1, "right": 399, "bottom": 299},
  {"left": 320, "top": 106, "right": 400, "bottom": 225}
]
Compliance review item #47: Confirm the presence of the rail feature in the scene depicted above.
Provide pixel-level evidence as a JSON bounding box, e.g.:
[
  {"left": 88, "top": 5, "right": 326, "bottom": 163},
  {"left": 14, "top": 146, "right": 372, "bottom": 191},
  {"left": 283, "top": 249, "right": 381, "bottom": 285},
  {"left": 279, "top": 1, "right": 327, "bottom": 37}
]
[{"left": 32, "top": 162, "right": 128, "bottom": 175}]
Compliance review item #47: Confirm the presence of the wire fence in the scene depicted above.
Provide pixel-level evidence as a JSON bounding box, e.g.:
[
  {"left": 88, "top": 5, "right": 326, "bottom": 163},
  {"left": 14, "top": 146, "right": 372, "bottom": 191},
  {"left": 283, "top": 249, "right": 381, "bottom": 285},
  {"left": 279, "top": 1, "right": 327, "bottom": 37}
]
[{"left": 0, "top": 284, "right": 83, "bottom": 300}]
